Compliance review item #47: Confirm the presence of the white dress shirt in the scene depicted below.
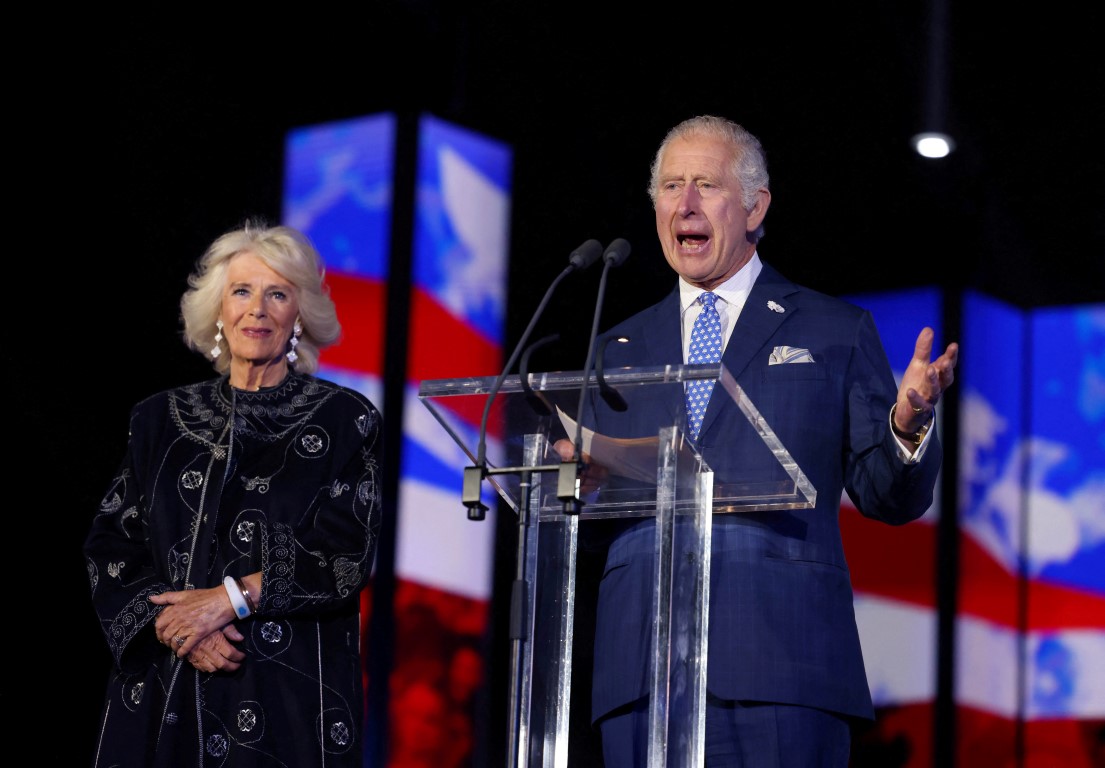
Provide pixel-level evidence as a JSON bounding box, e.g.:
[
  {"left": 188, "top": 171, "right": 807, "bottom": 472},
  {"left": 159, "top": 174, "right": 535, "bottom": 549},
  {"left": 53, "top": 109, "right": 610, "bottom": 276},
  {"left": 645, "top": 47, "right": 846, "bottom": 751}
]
[{"left": 678, "top": 253, "right": 762, "bottom": 361}]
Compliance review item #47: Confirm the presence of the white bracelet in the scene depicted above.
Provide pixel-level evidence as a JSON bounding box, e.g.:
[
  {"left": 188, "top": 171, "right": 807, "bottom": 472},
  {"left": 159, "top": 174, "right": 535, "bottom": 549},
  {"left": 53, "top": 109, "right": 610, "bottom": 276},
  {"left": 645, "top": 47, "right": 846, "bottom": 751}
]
[{"left": 223, "top": 575, "right": 251, "bottom": 619}]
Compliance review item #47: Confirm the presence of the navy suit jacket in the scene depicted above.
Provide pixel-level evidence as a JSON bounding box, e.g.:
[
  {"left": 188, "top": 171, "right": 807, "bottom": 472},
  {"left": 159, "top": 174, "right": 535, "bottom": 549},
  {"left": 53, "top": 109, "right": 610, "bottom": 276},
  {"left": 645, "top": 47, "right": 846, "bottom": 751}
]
[{"left": 585, "top": 262, "right": 941, "bottom": 724}]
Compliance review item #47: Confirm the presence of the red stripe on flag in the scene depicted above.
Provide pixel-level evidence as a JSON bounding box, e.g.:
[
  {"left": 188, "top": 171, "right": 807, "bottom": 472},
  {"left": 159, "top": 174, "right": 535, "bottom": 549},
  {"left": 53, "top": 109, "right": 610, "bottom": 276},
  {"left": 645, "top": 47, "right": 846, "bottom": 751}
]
[
  {"left": 318, "top": 278, "right": 502, "bottom": 433},
  {"left": 841, "top": 506, "right": 937, "bottom": 609},
  {"left": 407, "top": 287, "right": 500, "bottom": 381},
  {"left": 1026, "top": 579, "right": 1105, "bottom": 631},
  {"left": 318, "top": 272, "right": 386, "bottom": 376},
  {"left": 406, "top": 287, "right": 502, "bottom": 432},
  {"left": 956, "top": 705, "right": 1103, "bottom": 767},
  {"left": 844, "top": 506, "right": 1105, "bottom": 631},
  {"left": 958, "top": 531, "right": 1105, "bottom": 630}
]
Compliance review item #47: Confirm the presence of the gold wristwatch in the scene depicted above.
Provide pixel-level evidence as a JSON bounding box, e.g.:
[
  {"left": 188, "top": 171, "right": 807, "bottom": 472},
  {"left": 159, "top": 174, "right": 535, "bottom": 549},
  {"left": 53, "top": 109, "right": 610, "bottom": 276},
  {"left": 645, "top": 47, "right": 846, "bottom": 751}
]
[{"left": 891, "top": 404, "right": 931, "bottom": 447}]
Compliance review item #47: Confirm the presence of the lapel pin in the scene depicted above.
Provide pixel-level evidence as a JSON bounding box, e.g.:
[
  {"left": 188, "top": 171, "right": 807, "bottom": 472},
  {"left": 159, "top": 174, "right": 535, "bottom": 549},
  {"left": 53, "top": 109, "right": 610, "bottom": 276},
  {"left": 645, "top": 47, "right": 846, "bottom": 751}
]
[{"left": 767, "top": 300, "right": 785, "bottom": 313}]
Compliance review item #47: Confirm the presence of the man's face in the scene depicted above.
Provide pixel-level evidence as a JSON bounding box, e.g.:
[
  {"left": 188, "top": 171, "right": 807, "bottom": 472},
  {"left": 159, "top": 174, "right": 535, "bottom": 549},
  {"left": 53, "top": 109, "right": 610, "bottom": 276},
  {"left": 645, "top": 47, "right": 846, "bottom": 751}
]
[{"left": 653, "top": 135, "right": 769, "bottom": 290}]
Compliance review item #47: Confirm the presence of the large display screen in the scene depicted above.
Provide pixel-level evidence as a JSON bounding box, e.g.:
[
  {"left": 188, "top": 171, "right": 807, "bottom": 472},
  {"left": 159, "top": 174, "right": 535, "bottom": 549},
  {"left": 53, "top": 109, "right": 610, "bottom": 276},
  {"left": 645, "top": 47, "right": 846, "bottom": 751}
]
[{"left": 283, "top": 112, "right": 512, "bottom": 767}]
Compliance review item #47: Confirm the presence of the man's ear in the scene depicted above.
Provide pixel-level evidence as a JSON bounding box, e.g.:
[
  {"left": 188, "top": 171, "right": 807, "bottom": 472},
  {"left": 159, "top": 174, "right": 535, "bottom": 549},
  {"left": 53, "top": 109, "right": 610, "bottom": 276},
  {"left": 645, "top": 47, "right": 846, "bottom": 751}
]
[{"left": 746, "top": 188, "right": 771, "bottom": 233}]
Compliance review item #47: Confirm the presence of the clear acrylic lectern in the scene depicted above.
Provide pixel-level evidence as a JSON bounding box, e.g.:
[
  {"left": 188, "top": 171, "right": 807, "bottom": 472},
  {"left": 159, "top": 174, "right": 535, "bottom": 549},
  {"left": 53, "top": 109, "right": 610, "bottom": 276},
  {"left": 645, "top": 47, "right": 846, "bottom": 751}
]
[{"left": 417, "top": 364, "right": 815, "bottom": 768}]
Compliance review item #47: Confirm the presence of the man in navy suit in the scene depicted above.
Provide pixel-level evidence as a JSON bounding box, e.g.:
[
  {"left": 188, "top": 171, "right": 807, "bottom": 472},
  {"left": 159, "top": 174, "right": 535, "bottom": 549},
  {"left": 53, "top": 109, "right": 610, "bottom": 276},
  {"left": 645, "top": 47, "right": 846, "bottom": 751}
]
[{"left": 558, "top": 115, "right": 959, "bottom": 766}]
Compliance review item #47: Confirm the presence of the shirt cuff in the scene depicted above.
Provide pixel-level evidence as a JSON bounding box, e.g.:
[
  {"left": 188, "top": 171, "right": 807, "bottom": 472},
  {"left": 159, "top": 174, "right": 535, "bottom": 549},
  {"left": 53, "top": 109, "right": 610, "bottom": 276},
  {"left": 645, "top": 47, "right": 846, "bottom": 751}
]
[{"left": 891, "top": 412, "right": 934, "bottom": 464}]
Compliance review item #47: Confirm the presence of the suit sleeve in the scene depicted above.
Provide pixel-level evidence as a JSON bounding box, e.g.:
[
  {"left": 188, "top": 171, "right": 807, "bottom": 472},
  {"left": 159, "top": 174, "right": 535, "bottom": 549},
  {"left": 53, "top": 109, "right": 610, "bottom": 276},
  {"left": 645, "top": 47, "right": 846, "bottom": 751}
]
[
  {"left": 843, "top": 311, "right": 942, "bottom": 525},
  {"left": 82, "top": 404, "right": 170, "bottom": 672}
]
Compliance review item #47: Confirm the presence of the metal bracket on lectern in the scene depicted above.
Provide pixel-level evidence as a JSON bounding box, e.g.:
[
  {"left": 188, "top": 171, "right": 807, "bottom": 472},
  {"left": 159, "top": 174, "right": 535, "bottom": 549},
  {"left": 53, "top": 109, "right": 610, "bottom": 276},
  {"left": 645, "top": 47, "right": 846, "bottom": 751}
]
[
  {"left": 463, "top": 465, "right": 489, "bottom": 520},
  {"left": 557, "top": 460, "right": 583, "bottom": 515}
]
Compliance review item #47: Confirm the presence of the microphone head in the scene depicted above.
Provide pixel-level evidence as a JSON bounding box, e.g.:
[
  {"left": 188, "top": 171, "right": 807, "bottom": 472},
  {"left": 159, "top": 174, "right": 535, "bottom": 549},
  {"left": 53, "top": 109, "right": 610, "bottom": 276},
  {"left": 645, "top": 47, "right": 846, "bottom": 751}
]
[
  {"left": 568, "top": 239, "right": 603, "bottom": 270},
  {"left": 603, "top": 238, "right": 632, "bottom": 266}
]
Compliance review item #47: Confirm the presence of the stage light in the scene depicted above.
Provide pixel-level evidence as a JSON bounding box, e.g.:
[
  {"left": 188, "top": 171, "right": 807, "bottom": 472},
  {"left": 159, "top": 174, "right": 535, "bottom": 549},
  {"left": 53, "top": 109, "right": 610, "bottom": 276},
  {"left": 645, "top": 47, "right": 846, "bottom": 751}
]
[
  {"left": 912, "top": 0, "right": 956, "bottom": 161},
  {"left": 912, "top": 132, "right": 956, "bottom": 159}
]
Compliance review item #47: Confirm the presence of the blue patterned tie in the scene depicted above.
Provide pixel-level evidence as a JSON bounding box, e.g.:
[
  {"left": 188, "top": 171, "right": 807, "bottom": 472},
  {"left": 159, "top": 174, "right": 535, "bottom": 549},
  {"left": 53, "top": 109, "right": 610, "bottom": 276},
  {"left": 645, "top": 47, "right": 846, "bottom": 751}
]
[{"left": 685, "top": 292, "right": 722, "bottom": 440}]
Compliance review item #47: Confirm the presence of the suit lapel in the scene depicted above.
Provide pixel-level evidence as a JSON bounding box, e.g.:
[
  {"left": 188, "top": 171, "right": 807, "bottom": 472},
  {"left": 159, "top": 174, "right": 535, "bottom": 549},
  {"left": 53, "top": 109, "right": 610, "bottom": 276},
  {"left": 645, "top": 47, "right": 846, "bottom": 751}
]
[
  {"left": 641, "top": 289, "right": 682, "bottom": 363},
  {"left": 700, "top": 263, "right": 799, "bottom": 437},
  {"left": 641, "top": 290, "right": 685, "bottom": 425}
]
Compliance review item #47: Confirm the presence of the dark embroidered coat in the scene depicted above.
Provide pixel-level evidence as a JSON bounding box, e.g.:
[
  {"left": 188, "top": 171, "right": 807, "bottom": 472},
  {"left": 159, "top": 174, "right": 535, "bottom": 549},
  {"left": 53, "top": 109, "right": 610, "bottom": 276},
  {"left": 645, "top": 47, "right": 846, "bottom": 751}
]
[{"left": 85, "top": 373, "right": 382, "bottom": 767}]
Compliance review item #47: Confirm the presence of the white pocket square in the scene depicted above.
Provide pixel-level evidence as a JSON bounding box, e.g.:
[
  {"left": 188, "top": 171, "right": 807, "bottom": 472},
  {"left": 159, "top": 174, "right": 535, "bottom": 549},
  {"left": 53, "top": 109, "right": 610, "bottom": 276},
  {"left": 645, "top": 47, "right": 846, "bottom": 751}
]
[{"left": 769, "top": 346, "right": 815, "bottom": 365}]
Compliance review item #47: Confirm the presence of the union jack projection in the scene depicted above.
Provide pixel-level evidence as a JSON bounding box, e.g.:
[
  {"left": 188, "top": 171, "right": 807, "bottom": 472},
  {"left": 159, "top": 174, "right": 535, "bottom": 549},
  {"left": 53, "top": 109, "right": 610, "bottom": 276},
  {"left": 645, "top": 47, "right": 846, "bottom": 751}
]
[
  {"left": 282, "top": 113, "right": 511, "bottom": 767},
  {"left": 842, "top": 289, "right": 1105, "bottom": 766}
]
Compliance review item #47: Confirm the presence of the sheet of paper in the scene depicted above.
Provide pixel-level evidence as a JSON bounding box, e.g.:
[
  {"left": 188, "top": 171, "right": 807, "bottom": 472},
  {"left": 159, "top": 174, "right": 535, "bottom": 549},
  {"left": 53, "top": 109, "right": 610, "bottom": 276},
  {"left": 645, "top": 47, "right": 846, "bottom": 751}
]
[{"left": 556, "top": 406, "right": 661, "bottom": 484}]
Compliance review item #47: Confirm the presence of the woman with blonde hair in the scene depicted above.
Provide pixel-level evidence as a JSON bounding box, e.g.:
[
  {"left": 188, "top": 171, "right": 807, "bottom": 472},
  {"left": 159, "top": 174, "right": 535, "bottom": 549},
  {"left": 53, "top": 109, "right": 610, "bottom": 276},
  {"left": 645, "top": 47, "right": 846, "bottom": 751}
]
[{"left": 85, "top": 219, "right": 383, "bottom": 767}]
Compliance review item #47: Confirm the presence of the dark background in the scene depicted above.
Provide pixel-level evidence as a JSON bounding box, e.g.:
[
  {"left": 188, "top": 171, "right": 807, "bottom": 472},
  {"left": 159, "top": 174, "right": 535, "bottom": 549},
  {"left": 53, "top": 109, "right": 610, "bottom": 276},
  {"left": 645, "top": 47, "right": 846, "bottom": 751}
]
[{"left": 21, "top": 4, "right": 1102, "bottom": 765}]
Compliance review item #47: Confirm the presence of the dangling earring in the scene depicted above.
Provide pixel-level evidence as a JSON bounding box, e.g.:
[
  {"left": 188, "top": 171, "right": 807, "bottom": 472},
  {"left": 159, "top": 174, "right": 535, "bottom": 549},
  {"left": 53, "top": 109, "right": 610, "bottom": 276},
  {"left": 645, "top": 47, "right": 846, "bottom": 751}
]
[
  {"left": 210, "top": 319, "right": 224, "bottom": 358},
  {"left": 286, "top": 320, "right": 302, "bottom": 364}
]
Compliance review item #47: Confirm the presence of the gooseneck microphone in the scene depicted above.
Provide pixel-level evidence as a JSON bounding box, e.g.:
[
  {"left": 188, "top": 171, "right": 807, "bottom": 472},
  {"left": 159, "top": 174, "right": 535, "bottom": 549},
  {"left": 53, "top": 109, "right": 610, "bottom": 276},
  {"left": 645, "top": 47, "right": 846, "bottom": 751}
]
[
  {"left": 463, "top": 239, "right": 603, "bottom": 518},
  {"left": 561, "top": 238, "right": 631, "bottom": 513}
]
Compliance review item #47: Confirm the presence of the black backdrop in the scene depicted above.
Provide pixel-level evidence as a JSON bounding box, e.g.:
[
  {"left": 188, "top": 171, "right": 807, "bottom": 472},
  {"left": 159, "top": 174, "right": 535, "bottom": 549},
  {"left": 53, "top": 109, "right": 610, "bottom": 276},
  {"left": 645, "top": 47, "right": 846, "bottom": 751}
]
[{"left": 20, "top": 5, "right": 1103, "bottom": 765}]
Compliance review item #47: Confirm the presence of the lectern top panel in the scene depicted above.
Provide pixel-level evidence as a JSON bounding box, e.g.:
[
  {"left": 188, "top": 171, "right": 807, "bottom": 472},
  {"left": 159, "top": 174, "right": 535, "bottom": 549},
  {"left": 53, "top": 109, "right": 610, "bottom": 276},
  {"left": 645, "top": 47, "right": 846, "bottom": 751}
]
[{"left": 418, "top": 365, "right": 815, "bottom": 517}]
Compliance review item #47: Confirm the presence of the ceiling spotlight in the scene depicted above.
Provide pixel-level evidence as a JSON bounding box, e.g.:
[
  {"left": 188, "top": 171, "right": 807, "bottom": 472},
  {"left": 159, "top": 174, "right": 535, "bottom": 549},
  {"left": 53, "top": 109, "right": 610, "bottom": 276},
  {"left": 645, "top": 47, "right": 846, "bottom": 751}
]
[{"left": 912, "top": 132, "right": 956, "bottom": 159}]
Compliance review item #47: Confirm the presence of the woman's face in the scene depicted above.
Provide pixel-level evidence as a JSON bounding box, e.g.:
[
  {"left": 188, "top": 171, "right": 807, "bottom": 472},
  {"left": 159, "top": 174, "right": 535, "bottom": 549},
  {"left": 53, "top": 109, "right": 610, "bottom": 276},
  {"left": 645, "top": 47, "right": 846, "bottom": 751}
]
[{"left": 220, "top": 251, "right": 300, "bottom": 369}]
